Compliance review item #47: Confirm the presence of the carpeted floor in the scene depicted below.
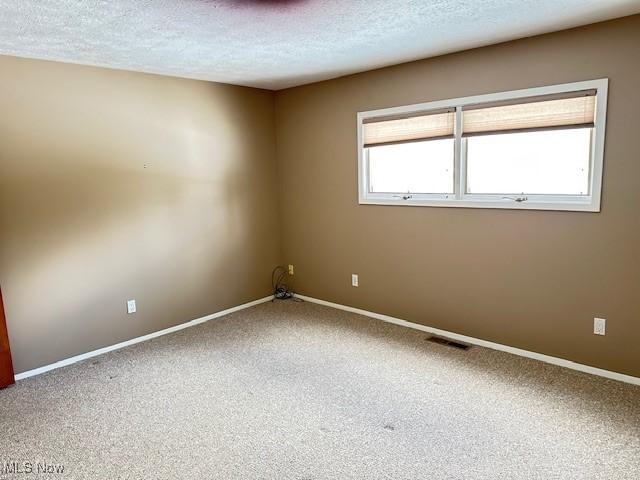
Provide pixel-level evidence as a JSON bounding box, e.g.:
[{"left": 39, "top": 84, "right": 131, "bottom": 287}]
[{"left": 1, "top": 300, "right": 639, "bottom": 479}]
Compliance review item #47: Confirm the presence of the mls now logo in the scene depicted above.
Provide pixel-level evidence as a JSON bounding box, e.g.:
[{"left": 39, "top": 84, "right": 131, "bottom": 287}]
[{"left": 1, "top": 461, "right": 65, "bottom": 475}]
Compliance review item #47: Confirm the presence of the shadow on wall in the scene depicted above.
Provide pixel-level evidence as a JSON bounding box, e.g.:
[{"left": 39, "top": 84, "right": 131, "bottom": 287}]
[{"left": 0, "top": 56, "right": 280, "bottom": 373}]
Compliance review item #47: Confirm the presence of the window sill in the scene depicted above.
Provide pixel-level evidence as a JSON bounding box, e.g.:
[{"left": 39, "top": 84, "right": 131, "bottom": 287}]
[{"left": 358, "top": 196, "right": 600, "bottom": 212}]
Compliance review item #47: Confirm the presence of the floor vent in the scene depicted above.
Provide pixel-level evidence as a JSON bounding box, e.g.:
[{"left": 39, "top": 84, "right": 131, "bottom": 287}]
[{"left": 427, "top": 336, "right": 470, "bottom": 350}]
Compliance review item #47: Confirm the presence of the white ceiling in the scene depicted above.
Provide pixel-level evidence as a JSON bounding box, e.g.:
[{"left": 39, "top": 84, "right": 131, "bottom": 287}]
[{"left": 1, "top": 0, "right": 639, "bottom": 90}]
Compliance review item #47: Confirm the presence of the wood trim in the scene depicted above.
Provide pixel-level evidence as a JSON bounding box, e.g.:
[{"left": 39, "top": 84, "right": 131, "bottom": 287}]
[
  {"left": 295, "top": 294, "right": 640, "bottom": 386},
  {"left": 14, "top": 295, "right": 273, "bottom": 381},
  {"left": 0, "top": 287, "right": 15, "bottom": 388}
]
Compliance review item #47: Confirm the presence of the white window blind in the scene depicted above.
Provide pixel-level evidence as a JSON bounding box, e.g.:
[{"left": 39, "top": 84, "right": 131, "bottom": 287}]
[
  {"left": 363, "top": 109, "right": 455, "bottom": 147},
  {"left": 462, "top": 90, "right": 596, "bottom": 137}
]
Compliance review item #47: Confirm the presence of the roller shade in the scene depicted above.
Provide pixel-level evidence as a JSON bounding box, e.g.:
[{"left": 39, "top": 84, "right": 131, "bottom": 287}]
[
  {"left": 462, "top": 90, "right": 596, "bottom": 137},
  {"left": 363, "top": 108, "right": 455, "bottom": 147}
]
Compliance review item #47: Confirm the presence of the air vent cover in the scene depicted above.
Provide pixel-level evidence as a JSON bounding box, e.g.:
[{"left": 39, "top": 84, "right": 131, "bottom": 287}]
[{"left": 427, "top": 336, "right": 470, "bottom": 350}]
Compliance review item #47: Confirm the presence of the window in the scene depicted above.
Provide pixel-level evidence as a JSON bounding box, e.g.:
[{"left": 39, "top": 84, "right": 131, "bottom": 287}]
[
  {"left": 357, "top": 79, "right": 608, "bottom": 211},
  {"left": 368, "top": 140, "right": 454, "bottom": 195}
]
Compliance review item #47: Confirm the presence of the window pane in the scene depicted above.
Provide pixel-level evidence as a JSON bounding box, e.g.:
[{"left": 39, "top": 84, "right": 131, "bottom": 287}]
[
  {"left": 368, "top": 139, "right": 454, "bottom": 194},
  {"left": 466, "top": 129, "right": 591, "bottom": 195}
]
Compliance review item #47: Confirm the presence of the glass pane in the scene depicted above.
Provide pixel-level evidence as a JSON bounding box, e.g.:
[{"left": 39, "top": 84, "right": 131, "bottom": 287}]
[
  {"left": 368, "top": 139, "right": 454, "bottom": 194},
  {"left": 466, "top": 129, "right": 591, "bottom": 195}
]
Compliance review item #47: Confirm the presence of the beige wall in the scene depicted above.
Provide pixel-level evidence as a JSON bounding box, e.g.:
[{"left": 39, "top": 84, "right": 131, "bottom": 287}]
[
  {"left": 0, "top": 56, "right": 281, "bottom": 373},
  {"left": 2, "top": 15, "right": 639, "bottom": 378},
  {"left": 275, "top": 15, "right": 640, "bottom": 377}
]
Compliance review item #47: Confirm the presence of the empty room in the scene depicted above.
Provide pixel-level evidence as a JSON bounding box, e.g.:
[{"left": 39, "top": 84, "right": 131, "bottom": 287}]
[{"left": 1, "top": 1, "right": 639, "bottom": 478}]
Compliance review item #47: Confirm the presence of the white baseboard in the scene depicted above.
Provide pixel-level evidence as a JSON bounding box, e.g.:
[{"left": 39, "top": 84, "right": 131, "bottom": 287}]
[
  {"left": 15, "top": 293, "right": 639, "bottom": 387},
  {"left": 295, "top": 294, "right": 640, "bottom": 387},
  {"left": 14, "top": 295, "right": 273, "bottom": 381}
]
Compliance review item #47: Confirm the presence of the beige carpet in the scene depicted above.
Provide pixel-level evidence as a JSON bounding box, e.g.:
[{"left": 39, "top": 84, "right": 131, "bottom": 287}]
[{"left": 1, "top": 300, "right": 639, "bottom": 479}]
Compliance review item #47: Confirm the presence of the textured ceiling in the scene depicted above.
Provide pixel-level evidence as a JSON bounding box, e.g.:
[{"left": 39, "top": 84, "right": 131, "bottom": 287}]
[{"left": 1, "top": 0, "right": 639, "bottom": 90}]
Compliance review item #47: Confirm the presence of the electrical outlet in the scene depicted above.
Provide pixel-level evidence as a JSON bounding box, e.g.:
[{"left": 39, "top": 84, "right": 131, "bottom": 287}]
[
  {"left": 594, "top": 317, "right": 606, "bottom": 335},
  {"left": 351, "top": 274, "right": 359, "bottom": 287},
  {"left": 288, "top": 264, "right": 294, "bottom": 275},
  {"left": 127, "top": 299, "right": 137, "bottom": 314}
]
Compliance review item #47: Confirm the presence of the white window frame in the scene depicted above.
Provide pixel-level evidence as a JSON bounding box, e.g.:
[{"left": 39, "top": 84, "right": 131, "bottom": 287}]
[{"left": 357, "top": 79, "right": 608, "bottom": 212}]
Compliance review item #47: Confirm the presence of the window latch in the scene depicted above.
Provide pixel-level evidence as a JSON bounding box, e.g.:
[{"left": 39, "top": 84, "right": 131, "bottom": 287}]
[
  {"left": 502, "top": 196, "right": 529, "bottom": 203},
  {"left": 393, "top": 194, "right": 413, "bottom": 200}
]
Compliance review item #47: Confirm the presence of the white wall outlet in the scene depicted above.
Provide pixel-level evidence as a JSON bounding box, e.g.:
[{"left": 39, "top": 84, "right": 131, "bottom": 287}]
[
  {"left": 288, "top": 264, "right": 294, "bottom": 275},
  {"left": 594, "top": 317, "right": 606, "bottom": 335},
  {"left": 351, "top": 274, "right": 359, "bottom": 287},
  {"left": 127, "top": 299, "right": 137, "bottom": 314}
]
